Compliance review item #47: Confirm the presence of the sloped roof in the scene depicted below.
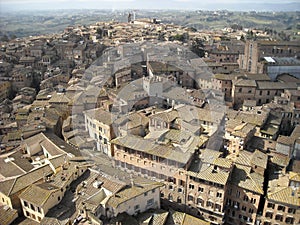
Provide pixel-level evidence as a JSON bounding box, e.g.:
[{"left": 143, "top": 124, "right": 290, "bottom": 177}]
[
  {"left": 84, "top": 107, "right": 114, "bottom": 125},
  {"left": 188, "top": 165, "right": 230, "bottom": 186},
  {"left": 19, "top": 183, "right": 58, "bottom": 206},
  {"left": 230, "top": 165, "right": 264, "bottom": 195},
  {"left": 0, "top": 205, "right": 18, "bottom": 225},
  {"left": 112, "top": 135, "right": 192, "bottom": 164},
  {"left": 0, "top": 164, "right": 54, "bottom": 196},
  {"left": 107, "top": 182, "right": 163, "bottom": 208},
  {"left": 268, "top": 186, "right": 300, "bottom": 206}
]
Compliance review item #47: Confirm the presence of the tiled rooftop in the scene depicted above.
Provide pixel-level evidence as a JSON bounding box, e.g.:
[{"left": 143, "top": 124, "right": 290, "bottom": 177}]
[
  {"left": 107, "top": 182, "right": 163, "bottom": 208},
  {"left": 188, "top": 164, "right": 230, "bottom": 185},
  {"left": 84, "top": 107, "right": 114, "bottom": 126},
  {"left": 268, "top": 186, "right": 300, "bottom": 206},
  {"left": 0, "top": 164, "right": 54, "bottom": 196},
  {"left": 112, "top": 135, "right": 192, "bottom": 164},
  {"left": 0, "top": 205, "right": 18, "bottom": 225},
  {"left": 19, "top": 183, "right": 58, "bottom": 206},
  {"left": 230, "top": 165, "right": 264, "bottom": 194}
]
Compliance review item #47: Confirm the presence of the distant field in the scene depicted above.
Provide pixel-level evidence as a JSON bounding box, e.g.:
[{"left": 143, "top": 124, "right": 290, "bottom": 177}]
[{"left": 0, "top": 10, "right": 299, "bottom": 39}]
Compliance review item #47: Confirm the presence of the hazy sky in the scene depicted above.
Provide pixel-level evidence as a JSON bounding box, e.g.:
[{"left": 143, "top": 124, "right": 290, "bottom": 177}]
[{"left": 1, "top": 0, "right": 299, "bottom": 11}]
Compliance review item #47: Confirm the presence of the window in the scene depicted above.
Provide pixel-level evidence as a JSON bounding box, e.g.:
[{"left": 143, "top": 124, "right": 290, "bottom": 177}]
[
  {"left": 285, "top": 217, "right": 295, "bottom": 224},
  {"left": 267, "top": 202, "right": 275, "bottom": 209},
  {"left": 30, "top": 203, "right": 34, "bottom": 210},
  {"left": 243, "top": 195, "right": 249, "bottom": 202},
  {"left": 275, "top": 214, "right": 283, "bottom": 222},
  {"left": 249, "top": 208, "right": 254, "bottom": 214},
  {"left": 134, "top": 205, "right": 140, "bottom": 211},
  {"left": 188, "top": 195, "right": 194, "bottom": 202},
  {"left": 58, "top": 196, "right": 61, "bottom": 201},
  {"left": 24, "top": 201, "right": 28, "bottom": 207},
  {"left": 25, "top": 211, "right": 30, "bottom": 217},
  {"left": 207, "top": 201, "right": 214, "bottom": 208},
  {"left": 288, "top": 208, "right": 296, "bottom": 214},
  {"left": 198, "top": 187, "right": 204, "bottom": 192},
  {"left": 216, "top": 192, "right": 222, "bottom": 198},
  {"left": 277, "top": 205, "right": 285, "bottom": 212},
  {"left": 236, "top": 190, "right": 240, "bottom": 197},
  {"left": 197, "top": 198, "right": 204, "bottom": 206},
  {"left": 239, "top": 88, "right": 242, "bottom": 93},
  {"left": 242, "top": 206, "right": 247, "bottom": 211},
  {"left": 144, "top": 192, "right": 148, "bottom": 197},
  {"left": 189, "top": 184, "right": 194, "bottom": 190},
  {"left": 265, "top": 211, "right": 273, "bottom": 219},
  {"left": 177, "top": 197, "right": 182, "bottom": 203},
  {"left": 215, "top": 204, "right": 221, "bottom": 212},
  {"left": 37, "top": 207, "right": 41, "bottom": 213},
  {"left": 146, "top": 198, "right": 154, "bottom": 206},
  {"left": 233, "top": 201, "right": 239, "bottom": 209},
  {"left": 178, "top": 188, "right": 183, "bottom": 193},
  {"left": 250, "top": 198, "right": 256, "bottom": 204},
  {"left": 232, "top": 210, "right": 235, "bottom": 217}
]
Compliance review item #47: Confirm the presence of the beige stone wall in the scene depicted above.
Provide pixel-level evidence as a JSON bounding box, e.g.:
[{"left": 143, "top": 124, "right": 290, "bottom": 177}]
[
  {"left": 0, "top": 192, "right": 13, "bottom": 209},
  {"left": 113, "top": 187, "right": 160, "bottom": 217},
  {"left": 232, "top": 85, "right": 256, "bottom": 107},
  {"left": 225, "top": 186, "right": 261, "bottom": 225},
  {"left": 261, "top": 199, "right": 299, "bottom": 225}
]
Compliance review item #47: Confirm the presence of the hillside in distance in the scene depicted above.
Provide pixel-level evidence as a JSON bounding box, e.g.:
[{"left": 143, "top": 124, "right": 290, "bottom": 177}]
[{"left": 0, "top": 10, "right": 299, "bottom": 39}]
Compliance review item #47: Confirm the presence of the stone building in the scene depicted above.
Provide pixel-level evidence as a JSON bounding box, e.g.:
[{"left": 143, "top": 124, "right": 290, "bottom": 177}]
[{"left": 240, "top": 40, "right": 300, "bottom": 74}]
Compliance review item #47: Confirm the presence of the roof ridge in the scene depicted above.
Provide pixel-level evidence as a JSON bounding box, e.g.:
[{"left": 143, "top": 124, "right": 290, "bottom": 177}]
[
  {"left": 267, "top": 186, "right": 289, "bottom": 197},
  {"left": 290, "top": 171, "right": 300, "bottom": 180},
  {"left": 246, "top": 172, "right": 264, "bottom": 195},
  {"left": 181, "top": 213, "right": 187, "bottom": 225},
  {"left": 8, "top": 178, "right": 17, "bottom": 196}
]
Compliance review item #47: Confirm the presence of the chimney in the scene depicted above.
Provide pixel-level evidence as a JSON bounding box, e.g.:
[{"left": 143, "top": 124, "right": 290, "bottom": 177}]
[
  {"left": 83, "top": 204, "right": 88, "bottom": 219},
  {"left": 171, "top": 100, "right": 175, "bottom": 110},
  {"left": 43, "top": 173, "right": 47, "bottom": 182},
  {"left": 130, "top": 174, "right": 134, "bottom": 187}
]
